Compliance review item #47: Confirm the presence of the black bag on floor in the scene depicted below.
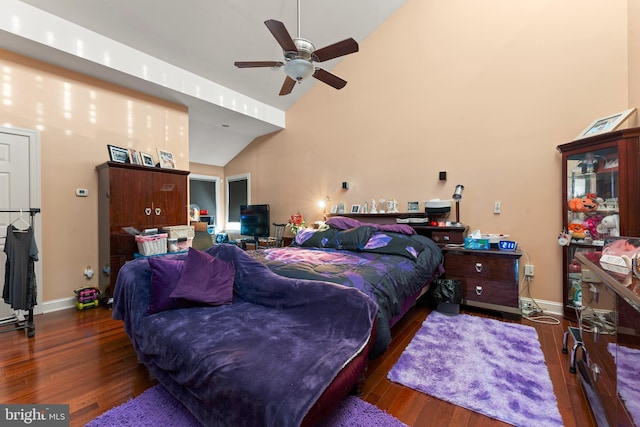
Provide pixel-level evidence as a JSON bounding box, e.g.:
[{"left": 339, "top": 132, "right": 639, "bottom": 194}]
[{"left": 428, "top": 279, "right": 462, "bottom": 315}]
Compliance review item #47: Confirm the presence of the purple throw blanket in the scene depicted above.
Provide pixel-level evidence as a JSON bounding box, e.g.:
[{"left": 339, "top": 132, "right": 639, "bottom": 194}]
[{"left": 112, "top": 244, "right": 377, "bottom": 427}]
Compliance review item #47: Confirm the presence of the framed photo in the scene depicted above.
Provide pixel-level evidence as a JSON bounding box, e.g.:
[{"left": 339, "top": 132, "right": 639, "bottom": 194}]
[
  {"left": 337, "top": 203, "right": 345, "bottom": 214},
  {"left": 129, "top": 149, "right": 140, "bottom": 165},
  {"left": 157, "top": 149, "right": 176, "bottom": 169},
  {"left": 107, "top": 145, "right": 130, "bottom": 163},
  {"left": 140, "top": 152, "right": 155, "bottom": 167},
  {"left": 350, "top": 204, "right": 361, "bottom": 214},
  {"left": 575, "top": 108, "right": 636, "bottom": 140},
  {"left": 330, "top": 204, "right": 338, "bottom": 214},
  {"left": 407, "top": 201, "right": 420, "bottom": 212}
]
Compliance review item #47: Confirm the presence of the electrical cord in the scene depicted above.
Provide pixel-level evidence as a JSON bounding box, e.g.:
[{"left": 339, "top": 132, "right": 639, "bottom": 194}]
[{"left": 520, "top": 275, "right": 560, "bottom": 325}]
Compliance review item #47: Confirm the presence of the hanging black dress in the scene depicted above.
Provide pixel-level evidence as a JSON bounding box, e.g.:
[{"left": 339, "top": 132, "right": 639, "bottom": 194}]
[{"left": 3, "top": 225, "right": 38, "bottom": 310}]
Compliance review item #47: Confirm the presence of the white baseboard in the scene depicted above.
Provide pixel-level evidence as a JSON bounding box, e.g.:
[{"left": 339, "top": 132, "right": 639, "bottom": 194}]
[
  {"left": 40, "top": 297, "right": 76, "bottom": 314},
  {"left": 519, "top": 297, "right": 563, "bottom": 317}
]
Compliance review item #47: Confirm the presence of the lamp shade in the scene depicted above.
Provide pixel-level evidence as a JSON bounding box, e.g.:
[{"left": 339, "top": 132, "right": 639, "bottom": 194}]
[
  {"left": 452, "top": 184, "right": 464, "bottom": 200},
  {"left": 284, "top": 59, "right": 314, "bottom": 81}
]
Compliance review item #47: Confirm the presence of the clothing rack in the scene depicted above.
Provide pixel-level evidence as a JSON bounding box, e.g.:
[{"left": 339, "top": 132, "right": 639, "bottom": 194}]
[{"left": 0, "top": 208, "right": 41, "bottom": 338}]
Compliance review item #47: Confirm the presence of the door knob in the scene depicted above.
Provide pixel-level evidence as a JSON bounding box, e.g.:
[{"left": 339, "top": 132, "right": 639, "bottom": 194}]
[
  {"left": 145, "top": 208, "right": 151, "bottom": 216},
  {"left": 475, "top": 263, "right": 483, "bottom": 273}
]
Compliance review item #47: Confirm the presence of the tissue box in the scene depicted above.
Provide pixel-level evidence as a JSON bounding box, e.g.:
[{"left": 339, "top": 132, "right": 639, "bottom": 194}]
[{"left": 464, "top": 237, "right": 490, "bottom": 250}]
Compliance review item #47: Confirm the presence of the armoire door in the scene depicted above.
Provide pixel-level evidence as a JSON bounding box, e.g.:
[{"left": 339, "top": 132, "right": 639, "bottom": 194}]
[{"left": 151, "top": 170, "right": 188, "bottom": 228}]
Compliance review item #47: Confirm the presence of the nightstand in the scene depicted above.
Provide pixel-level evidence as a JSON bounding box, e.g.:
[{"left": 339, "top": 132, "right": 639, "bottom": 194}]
[
  {"left": 411, "top": 224, "right": 468, "bottom": 247},
  {"left": 442, "top": 247, "right": 522, "bottom": 319}
]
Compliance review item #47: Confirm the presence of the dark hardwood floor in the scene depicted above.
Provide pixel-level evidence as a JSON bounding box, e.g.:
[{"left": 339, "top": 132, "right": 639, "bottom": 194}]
[{"left": 0, "top": 303, "right": 595, "bottom": 427}]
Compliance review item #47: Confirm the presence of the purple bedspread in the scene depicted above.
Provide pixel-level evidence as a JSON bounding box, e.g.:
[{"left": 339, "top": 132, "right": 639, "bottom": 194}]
[
  {"left": 112, "top": 244, "right": 377, "bottom": 427},
  {"left": 248, "top": 235, "right": 443, "bottom": 357}
]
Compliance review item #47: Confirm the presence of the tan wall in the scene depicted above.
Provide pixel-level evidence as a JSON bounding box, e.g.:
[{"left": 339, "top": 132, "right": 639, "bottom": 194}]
[
  {"left": 630, "top": 0, "right": 640, "bottom": 113},
  {"left": 226, "top": 0, "right": 631, "bottom": 307},
  {"left": 0, "top": 49, "right": 189, "bottom": 303}
]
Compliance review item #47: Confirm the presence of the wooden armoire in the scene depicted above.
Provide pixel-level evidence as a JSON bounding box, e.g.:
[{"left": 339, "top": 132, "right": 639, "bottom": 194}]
[{"left": 97, "top": 162, "right": 189, "bottom": 295}]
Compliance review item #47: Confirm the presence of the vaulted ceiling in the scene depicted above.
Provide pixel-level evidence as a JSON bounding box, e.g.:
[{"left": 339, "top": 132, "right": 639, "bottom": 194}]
[{"left": 2, "top": 0, "right": 406, "bottom": 165}]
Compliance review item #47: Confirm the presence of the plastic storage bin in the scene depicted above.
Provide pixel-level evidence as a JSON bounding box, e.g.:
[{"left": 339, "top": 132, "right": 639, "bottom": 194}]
[
  {"left": 135, "top": 233, "right": 168, "bottom": 256},
  {"left": 176, "top": 237, "right": 193, "bottom": 251}
]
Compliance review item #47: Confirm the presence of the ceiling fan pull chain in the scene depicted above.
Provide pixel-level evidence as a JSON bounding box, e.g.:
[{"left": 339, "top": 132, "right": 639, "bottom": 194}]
[{"left": 297, "top": 0, "right": 301, "bottom": 38}]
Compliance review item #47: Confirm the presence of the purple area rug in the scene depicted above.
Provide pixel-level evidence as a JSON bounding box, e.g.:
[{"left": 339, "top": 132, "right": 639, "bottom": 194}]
[
  {"left": 608, "top": 342, "right": 640, "bottom": 425},
  {"left": 387, "top": 311, "right": 563, "bottom": 427},
  {"left": 85, "top": 384, "right": 406, "bottom": 427}
]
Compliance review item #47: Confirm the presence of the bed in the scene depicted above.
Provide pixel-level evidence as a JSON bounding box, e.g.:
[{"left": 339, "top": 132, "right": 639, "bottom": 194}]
[
  {"left": 246, "top": 216, "right": 444, "bottom": 358},
  {"left": 112, "top": 244, "right": 378, "bottom": 427}
]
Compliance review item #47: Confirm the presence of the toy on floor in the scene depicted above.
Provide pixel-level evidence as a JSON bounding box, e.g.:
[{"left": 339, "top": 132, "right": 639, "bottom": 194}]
[{"left": 75, "top": 286, "right": 100, "bottom": 310}]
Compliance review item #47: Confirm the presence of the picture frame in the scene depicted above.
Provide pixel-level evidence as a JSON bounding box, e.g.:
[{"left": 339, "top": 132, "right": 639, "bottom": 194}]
[
  {"left": 330, "top": 204, "right": 338, "bottom": 214},
  {"left": 107, "top": 145, "right": 130, "bottom": 163},
  {"left": 350, "top": 204, "right": 361, "bottom": 214},
  {"left": 129, "top": 149, "right": 140, "bottom": 165},
  {"left": 575, "top": 107, "right": 637, "bottom": 140},
  {"left": 337, "top": 203, "right": 345, "bottom": 214},
  {"left": 157, "top": 149, "right": 176, "bottom": 169},
  {"left": 407, "top": 201, "right": 420, "bottom": 212},
  {"left": 140, "top": 152, "right": 155, "bottom": 167}
]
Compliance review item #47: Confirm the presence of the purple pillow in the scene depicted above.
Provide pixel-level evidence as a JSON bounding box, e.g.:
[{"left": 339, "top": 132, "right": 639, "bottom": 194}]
[
  {"left": 326, "top": 216, "right": 416, "bottom": 235},
  {"left": 326, "top": 216, "right": 363, "bottom": 230},
  {"left": 377, "top": 223, "right": 416, "bottom": 235},
  {"left": 147, "top": 257, "right": 185, "bottom": 314},
  {"left": 169, "top": 247, "right": 235, "bottom": 305}
]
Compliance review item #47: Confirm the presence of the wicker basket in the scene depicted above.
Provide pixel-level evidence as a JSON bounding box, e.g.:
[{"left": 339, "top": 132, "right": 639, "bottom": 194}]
[{"left": 135, "top": 233, "right": 168, "bottom": 256}]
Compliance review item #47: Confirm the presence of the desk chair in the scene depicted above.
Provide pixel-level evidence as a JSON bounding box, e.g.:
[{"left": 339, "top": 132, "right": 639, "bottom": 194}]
[{"left": 272, "top": 223, "right": 287, "bottom": 247}]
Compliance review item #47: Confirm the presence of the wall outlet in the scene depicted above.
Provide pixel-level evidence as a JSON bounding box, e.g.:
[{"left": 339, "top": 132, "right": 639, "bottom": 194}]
[
  {"left": 493, "top": 201, "right": 501, "bottom": 214},
  {"left": 525, "top": 264, "right": 535, "bottom": 277}
]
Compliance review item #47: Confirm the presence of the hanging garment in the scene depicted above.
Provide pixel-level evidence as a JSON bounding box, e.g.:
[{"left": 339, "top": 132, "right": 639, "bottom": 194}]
[{"left": 3, "top": 225, "right": 38, "bottom": 310}]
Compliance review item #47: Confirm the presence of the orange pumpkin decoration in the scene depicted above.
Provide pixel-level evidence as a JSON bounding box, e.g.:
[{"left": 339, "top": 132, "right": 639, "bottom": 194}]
[{"left": 568, "top": 197, "right": 598, "bottom": 212}]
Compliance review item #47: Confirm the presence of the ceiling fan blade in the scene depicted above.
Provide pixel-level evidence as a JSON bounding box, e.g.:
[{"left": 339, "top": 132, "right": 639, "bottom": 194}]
[
  {"left": 265, "top": 19, "right": 298, "bottom": 53},
  {"left": 279, "top": 76, "right": 296, "bottom": 96},
  {"left": 313, "top": 38, "right": 359, "bottom": 62},
  {"left": 234, "top": 61, "right": 283, "bottom": 68},
  {"left": 313, "top": 68, "right": 347, "bottom": 90}
]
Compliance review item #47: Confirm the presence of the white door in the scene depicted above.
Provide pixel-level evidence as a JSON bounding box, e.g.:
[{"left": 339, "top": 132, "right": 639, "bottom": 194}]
[{"left": 0, "top": 127, "right": 41, "bottom": 317}]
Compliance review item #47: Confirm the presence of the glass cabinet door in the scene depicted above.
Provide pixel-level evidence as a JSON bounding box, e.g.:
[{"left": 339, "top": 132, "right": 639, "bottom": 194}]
[
  {"left": 565, "top": 146, "right": 620, "bottom": 311},
  {"left": 566, "top": 146, "right": 620, "bottom": 243}
]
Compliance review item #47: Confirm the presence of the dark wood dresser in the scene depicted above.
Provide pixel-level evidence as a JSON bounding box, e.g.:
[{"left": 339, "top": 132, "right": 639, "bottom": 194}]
[
  {"left": 442, "top": 247, "right": 522, "bottom": 319},
  {"left": 574, "top": 251, "right": 640, "bottom": 427}
]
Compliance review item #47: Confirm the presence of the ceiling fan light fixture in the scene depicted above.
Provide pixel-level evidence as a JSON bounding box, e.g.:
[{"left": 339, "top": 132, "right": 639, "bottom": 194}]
[{"left": 284, "top": 58, "right": 314, "bottom": 82}]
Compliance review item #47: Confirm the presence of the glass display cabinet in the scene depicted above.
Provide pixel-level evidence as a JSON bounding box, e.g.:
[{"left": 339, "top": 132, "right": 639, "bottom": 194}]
[{"left": 557, "top": 127, "right": 640, "bottom": 321}]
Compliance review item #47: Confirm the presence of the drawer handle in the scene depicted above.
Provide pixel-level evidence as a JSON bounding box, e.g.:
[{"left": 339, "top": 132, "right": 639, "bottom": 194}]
[
  {"left": 443, "top": 235, "right": 450, "bottom": 241},
  {"left": 475, "top": 286, "right": 483, "bottom": 296},
  {"left": 155, "top": 207, "right": 162, "bottom": 216},
  {"left": 475, "top": 262, "right": 483, "bottom": 273},
  {"left": 591, "top": 363, "right": 601, "bottom": 383},
  {"left": 145, "top": 208, "right": 152, "bottom": 216}
]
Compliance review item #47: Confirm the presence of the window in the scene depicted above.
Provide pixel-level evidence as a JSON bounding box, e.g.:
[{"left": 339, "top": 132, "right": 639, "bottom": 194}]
[{"left": 226, "top": 173, "right": 250, "bottom": 230}]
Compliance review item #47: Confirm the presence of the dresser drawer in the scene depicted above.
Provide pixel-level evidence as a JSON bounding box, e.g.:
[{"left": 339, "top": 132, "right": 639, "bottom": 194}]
[
  {"left": 444, "top": 252, "right": 517, "bottom": 282},
  {"left": 458, "top": 278, "right": 518, "bottom": 308},
  {"left": 430, "top": 230, "right": 465, "bottom": 245}
]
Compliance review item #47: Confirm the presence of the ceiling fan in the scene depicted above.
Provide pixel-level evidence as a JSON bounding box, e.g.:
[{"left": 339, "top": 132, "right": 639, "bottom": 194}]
[{"left": 234, "top": 0, "right": 359, "bottom": 96}]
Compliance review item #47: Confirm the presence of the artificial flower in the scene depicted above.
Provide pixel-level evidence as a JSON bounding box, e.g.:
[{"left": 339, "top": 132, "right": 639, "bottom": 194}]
[{"left": 288, "top": 212, "right": 306, "bottom": 235}]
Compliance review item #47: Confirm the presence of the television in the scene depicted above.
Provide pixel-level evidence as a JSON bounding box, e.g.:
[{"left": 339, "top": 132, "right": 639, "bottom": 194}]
[{"left": 240, "top": 204, "right": 270, "bottom": 239}]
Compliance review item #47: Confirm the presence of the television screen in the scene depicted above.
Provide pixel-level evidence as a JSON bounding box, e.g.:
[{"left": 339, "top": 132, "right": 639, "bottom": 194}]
[{"left": 240, "top": 204, "right": 270, "bottom": 238}]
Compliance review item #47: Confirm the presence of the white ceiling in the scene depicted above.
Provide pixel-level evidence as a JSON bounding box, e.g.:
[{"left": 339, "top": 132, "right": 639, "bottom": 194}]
[{"left": 3, "top": 0, "right": 406, "bottom": 166}]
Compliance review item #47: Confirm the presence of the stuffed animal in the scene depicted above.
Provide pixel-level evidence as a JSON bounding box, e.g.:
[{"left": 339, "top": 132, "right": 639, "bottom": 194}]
[
  {"left": 568, "top": 222, "right": 589, "bottom": 239},
  {"left": 582, "top": 215, "right": 604, "bottom": 239},
  {"left": 597, "top": 214, "right": 620, "bottom": 237},
  {"left": 568, "top": 197, "right": 598, "bottom": 212}
]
